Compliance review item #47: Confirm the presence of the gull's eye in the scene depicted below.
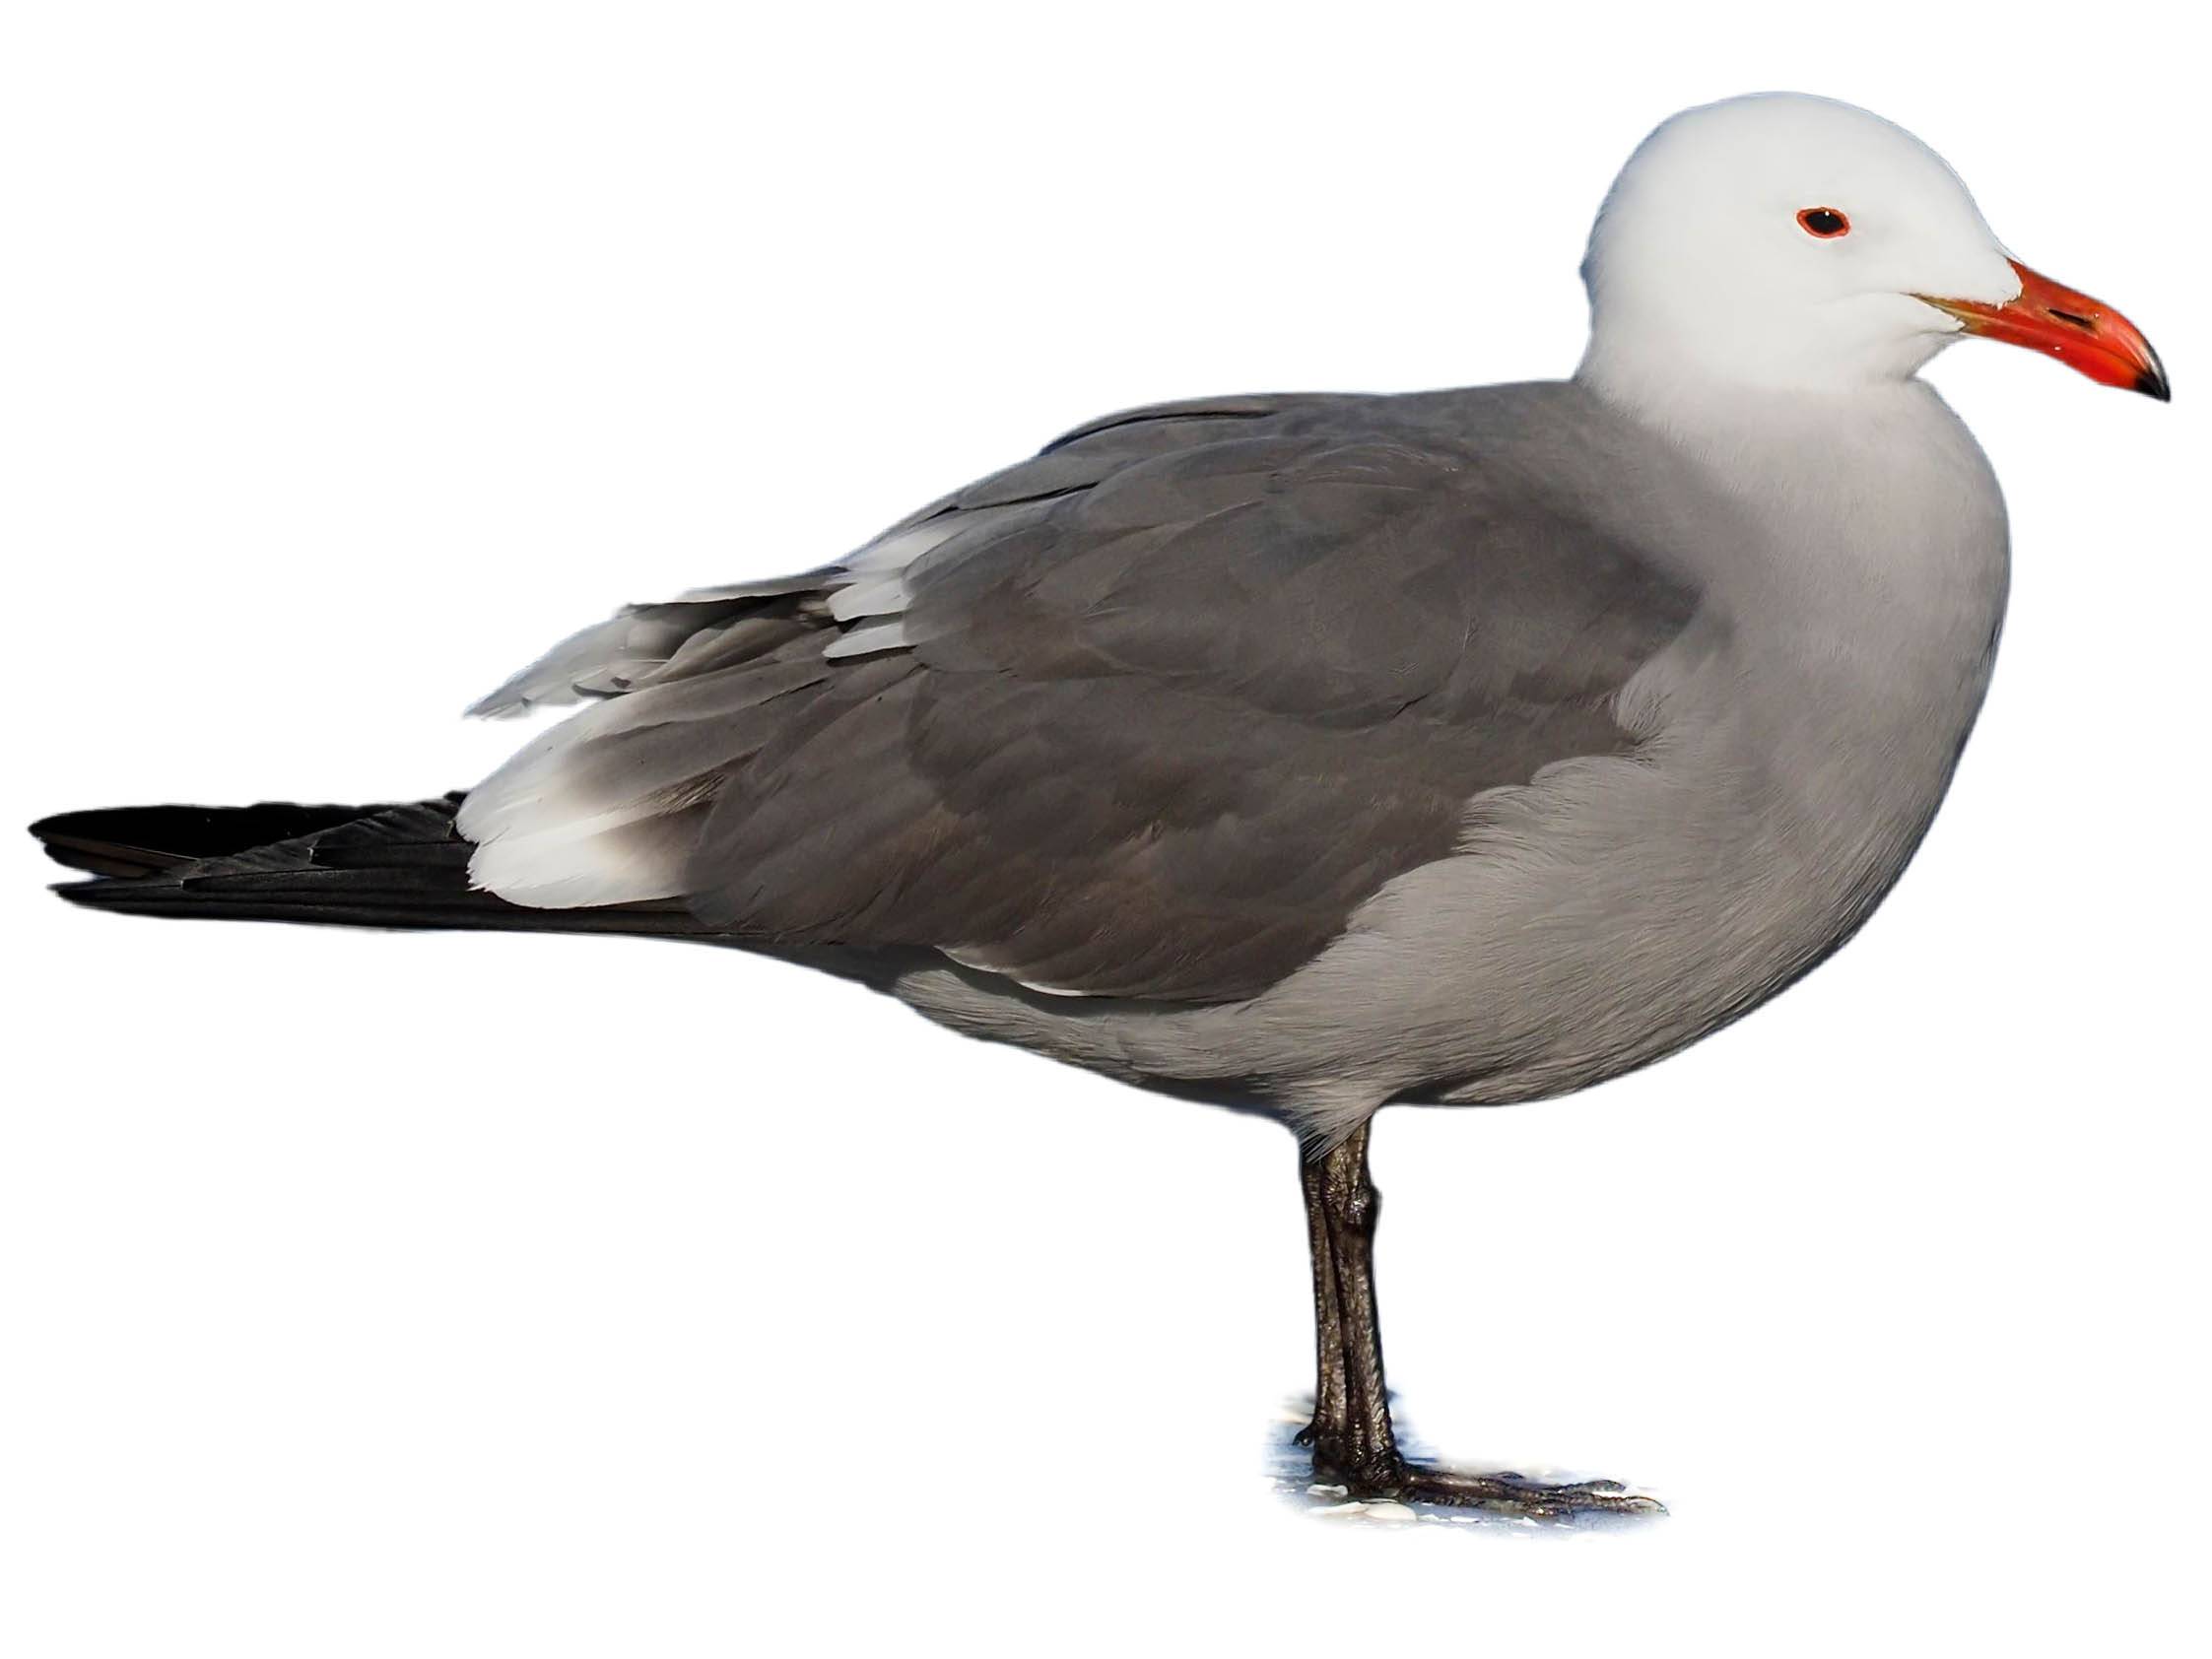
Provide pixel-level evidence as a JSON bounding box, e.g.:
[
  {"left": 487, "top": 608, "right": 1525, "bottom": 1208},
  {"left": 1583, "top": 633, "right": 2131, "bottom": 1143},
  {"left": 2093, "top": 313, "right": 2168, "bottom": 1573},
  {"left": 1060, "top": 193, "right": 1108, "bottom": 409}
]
[{"left": 1797, "top": 207, "right": 1850, "bottom": 238}]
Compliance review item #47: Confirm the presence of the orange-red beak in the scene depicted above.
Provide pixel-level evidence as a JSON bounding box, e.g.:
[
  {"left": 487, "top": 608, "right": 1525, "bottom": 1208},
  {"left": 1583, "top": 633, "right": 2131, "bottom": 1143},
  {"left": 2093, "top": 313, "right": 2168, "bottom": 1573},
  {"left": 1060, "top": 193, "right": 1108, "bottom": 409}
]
[{"left": 1921, "top": 260, "right": 2168, "bottom": 400}]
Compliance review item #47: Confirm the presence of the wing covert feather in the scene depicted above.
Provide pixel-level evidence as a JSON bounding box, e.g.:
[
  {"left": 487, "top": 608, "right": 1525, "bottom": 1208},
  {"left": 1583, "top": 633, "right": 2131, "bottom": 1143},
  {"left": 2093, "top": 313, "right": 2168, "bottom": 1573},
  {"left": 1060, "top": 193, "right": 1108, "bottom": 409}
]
[{"left": 679, "top": 389, "right": 1700, "bottom": 998}]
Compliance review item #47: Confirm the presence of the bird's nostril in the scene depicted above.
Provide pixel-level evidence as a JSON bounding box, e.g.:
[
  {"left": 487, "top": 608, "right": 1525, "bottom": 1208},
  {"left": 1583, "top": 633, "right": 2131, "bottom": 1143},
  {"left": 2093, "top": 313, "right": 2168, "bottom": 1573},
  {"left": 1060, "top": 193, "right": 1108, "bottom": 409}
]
[{"left": 2047, "top": 307, "right": 2098, "bottom": 330}]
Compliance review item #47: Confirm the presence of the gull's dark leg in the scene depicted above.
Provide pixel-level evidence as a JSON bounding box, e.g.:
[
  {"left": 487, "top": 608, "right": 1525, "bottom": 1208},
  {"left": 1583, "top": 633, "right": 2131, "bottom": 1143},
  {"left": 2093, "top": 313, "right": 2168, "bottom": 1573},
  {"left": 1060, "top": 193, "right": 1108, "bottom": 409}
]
[
  {"left": 1292, "top": 1118, "right": 1663, "bottom": 1519},
  {"left": 1312, "top": 1121, "right": 1405, "bottom": 1490},
  {"left": 1295, "top": 1151, "right": 1350, "bottom": 1460}
]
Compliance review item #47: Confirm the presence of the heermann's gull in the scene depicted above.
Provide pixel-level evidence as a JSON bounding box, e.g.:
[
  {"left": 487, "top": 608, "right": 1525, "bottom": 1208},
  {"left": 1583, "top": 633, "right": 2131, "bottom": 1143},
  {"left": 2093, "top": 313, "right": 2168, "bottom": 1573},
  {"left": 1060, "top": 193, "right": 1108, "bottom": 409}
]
[{"left": 31, "top": 93, "right": 2169, "bottom": 1517}]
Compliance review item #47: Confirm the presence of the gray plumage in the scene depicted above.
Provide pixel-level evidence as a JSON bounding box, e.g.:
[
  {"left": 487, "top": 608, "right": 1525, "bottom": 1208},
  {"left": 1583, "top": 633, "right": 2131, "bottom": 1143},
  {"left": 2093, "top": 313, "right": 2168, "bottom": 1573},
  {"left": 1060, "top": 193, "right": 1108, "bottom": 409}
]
[
  {"left": 653, "top": 388, "right": 1694, "bottom": 1001},
  {"left": 44, "top": 373, "right": 2009, "bottom": 1144},
  {"left": 445, "top": 374, "right": 2006, "bottom": 1139}
]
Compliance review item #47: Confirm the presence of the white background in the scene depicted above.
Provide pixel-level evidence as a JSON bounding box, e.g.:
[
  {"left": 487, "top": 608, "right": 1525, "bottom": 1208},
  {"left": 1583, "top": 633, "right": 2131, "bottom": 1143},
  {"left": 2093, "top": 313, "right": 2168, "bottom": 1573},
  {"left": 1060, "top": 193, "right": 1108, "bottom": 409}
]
[{"left": 3, "top": 4, "right": 2204, "bottom": 1655}]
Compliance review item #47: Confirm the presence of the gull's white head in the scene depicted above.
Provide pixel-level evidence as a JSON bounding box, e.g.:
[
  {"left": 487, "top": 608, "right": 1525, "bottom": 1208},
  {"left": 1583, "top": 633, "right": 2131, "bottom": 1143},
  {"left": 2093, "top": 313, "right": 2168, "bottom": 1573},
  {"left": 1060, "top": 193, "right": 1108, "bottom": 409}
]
[{"left": 1578, "top": 93, "right": 2166, "bottom": 406}]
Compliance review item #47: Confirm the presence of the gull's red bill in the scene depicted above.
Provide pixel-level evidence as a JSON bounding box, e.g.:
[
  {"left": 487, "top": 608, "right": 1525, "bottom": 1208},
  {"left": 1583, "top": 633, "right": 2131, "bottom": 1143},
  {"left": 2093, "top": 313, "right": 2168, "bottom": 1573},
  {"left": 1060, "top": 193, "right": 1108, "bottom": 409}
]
[{"left": 1922, "top": 259, "right": 2170, "bottom": 400}]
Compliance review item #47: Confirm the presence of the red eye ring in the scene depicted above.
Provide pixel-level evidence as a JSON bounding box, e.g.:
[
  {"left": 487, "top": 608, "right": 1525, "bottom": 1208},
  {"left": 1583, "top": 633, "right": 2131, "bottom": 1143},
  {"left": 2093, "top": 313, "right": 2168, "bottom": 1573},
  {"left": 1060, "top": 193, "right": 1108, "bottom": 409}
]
[{"left": 1797, "top": 206, "right": 1850, "bottom": 238}]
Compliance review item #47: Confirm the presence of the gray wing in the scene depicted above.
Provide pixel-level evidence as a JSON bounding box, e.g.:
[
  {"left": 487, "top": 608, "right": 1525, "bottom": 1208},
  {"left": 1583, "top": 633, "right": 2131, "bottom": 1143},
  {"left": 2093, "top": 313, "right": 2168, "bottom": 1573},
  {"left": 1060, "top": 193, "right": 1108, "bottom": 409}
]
[{"left": 459, "top": 386, "right": 1702, "bottom": 1002}]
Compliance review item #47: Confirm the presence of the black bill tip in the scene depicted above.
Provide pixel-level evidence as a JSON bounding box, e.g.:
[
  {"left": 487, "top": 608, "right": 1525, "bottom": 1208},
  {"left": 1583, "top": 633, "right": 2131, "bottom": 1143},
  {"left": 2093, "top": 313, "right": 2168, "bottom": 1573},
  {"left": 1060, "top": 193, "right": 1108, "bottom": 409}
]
[{"left": 2134, "top": 346, "right": 2171, "bottom": 402}]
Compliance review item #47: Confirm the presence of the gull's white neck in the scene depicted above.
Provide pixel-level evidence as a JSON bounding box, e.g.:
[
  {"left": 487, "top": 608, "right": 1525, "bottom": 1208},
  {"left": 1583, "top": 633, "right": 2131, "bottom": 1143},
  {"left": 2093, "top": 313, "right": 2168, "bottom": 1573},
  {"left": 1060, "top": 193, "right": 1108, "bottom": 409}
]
[{"left": 1575, "top": 360, "right": 2008, "bottom": 668}]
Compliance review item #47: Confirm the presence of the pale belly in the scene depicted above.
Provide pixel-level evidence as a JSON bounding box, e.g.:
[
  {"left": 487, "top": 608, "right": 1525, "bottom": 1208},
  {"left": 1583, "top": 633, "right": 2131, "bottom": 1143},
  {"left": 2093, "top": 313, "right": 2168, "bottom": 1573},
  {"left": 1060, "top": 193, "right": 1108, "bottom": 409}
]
[{"left": 1263, "top": 598, "right": 2002, "bottom": 1113}]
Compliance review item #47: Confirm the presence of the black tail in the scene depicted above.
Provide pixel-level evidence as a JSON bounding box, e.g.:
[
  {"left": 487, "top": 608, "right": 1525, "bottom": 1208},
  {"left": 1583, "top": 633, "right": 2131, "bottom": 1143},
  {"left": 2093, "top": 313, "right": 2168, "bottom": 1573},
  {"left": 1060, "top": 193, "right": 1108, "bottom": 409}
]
[{"left": 31, "top": 795, "right": 710, "bottom": 938}]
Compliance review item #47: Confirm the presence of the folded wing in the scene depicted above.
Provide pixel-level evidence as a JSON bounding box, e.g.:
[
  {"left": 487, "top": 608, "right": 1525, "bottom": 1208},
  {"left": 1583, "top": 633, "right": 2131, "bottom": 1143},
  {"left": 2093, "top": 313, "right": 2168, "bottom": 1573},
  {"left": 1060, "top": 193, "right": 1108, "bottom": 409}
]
[{"left": 460, "top": 387, "right": 1703, "bottom": 1001}]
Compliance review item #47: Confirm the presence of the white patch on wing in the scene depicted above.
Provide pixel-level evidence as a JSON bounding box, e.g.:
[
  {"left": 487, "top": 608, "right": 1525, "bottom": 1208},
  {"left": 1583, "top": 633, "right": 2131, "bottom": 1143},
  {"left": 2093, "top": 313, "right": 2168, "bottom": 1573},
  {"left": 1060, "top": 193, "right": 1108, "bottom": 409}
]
[
  {"left": 822, "top": 502, "right": 1040, "bottom": 629},
  {"left": 456, "top": 699, "right": 621, "bottom": 837},
  {"left": 940, "top": 946, "right": 1100, "bottom": 998},
  {"left": 823, "top": 619, "right": 910, "bottom": 660},
  {"left": 460, "top": 694, "right": 704, "bottom": 908},
  {"left": 467, "top": 825, "right": 690, "bottom": 908},
  {"left": 827, "top": 575, "right": 908, "bottom": 622}
]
